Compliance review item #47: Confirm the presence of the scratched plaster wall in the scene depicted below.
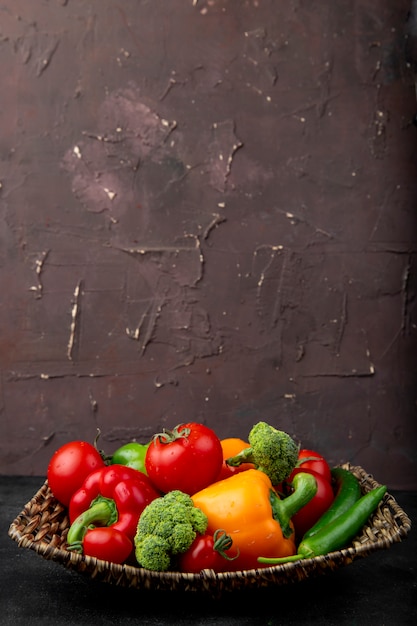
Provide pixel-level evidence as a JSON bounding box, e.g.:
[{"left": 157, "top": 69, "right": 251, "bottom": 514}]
[{"left": 1, "top": 1, "right": 416, "bottom": 489}]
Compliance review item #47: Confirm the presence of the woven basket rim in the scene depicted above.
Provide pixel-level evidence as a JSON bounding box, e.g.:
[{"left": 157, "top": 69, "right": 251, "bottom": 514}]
[{"left": 8, "top": 463, "right": 412, "bottom": 593}]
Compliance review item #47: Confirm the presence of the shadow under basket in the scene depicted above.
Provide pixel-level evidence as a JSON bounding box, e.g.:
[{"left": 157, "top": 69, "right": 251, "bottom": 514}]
[{"left": 8, "top": 463, "right": 411, "bottom": 594}]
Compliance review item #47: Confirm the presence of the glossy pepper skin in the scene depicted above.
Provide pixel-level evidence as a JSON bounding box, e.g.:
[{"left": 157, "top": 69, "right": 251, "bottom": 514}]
[
  {"left": 217, "top": 438, "right": 255, "bottom": 481},
  {"left": 192, "top": 469, "right": 297, "bottom": 571},
  {"left": 258, "top": 485, "right": 387, "bottom": 565},
  {"left": 111, "top": 442, "right": 150, "bottom": 475},
  {"left": 67, "top": 465, "right": 160, "bottom": 560}
]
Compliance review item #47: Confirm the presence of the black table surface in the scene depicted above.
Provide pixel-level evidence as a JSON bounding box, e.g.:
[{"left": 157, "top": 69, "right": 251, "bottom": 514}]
[{"left": 1, "top": 476, "right": 416, "bottom": 626}]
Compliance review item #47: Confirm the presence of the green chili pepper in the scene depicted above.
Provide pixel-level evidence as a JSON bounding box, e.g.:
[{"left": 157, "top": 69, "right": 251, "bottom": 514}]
[
  {"left": 258, "top": 484, "right": 387, "bottom": 564},
  {"left": 111, "top": 442, "right": 150, "bottom": 474},
  {"left": 302, "top": 467, "right": 362, "bottom": 540}
]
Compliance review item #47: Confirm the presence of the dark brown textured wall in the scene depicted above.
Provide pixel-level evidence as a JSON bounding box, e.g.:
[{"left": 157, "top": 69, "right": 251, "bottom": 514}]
[{"left": 0, "top": 1, "right": 416, "bottom": 489}]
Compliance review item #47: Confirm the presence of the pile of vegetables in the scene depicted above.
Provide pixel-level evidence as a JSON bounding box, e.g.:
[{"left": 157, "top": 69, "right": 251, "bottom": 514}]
[{"left": 46, "top": 421, "right": 387, "bottom": 572}]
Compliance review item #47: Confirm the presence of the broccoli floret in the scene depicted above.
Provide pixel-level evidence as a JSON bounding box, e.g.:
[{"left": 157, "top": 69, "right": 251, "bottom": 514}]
[
  {"left": 137, "top": 535, "right": 171, "bottom": 572},
  {"left": 189, "top": 506, "right": 210, "bottom": 535},
  {"left": 134, "top": 490, "right": 208, "bottom": 571},
  {"left": 226, "top": 421, "right": 299, "bottom": 485}
]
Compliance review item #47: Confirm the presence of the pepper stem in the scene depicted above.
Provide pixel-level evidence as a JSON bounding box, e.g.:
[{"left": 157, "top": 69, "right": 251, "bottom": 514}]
[
  {"left": 270, "top": 471, "right": 318, "bottom": 539},
  {"left": 258, "top": 554, "right": 304, "bottom": 565},
  {"left": 66, "top": 496, "right": 118, "bottom": 546}
]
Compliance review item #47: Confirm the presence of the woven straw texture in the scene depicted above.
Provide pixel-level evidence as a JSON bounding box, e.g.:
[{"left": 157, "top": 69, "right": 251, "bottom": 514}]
[{"left": 8, "top": 463, "right": 411, "bottom": 594}]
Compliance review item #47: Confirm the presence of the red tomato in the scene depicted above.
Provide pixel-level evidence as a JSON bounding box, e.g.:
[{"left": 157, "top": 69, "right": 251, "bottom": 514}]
[
  {"left": 297, "top": 449, "right": 332, "bottom": 484},
  {"left": 217, "top": 438, "right": 255, "bottom": 481},
  {"left": 145, "top": 422, "right": 223, "bottom": 495},
  {"left": 287, "top": 468, "right": 334, "bottom": 540},
  {"left": 83, "top": 527, "right": 133, "bottom": 564},
  {"left": 47, "top": 441, "right": 105, "bottom": 506},
  {"left": 178, "top": 531, "right": 236, "bottom": 573}
]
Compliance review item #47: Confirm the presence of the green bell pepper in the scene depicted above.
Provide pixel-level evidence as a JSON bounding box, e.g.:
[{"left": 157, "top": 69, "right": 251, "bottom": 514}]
[{"left": 111, "top": 442, "right": 150, "bottom": 475}]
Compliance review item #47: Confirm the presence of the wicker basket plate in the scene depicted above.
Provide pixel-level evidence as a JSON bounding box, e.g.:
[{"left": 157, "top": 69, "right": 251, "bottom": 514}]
[{"left": 8, "top": 463, "right": 411, "bottom": 594}]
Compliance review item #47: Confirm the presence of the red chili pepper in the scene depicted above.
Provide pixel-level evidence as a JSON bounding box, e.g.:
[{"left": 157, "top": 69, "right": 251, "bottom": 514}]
[{"left": 66, "top": 465, "right": 160, "bottom": 563}]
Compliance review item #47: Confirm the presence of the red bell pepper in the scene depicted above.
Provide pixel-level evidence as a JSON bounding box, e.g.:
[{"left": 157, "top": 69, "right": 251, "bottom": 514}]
[{"left": 66, "top": 465, "right": 160, "bottom": 563}]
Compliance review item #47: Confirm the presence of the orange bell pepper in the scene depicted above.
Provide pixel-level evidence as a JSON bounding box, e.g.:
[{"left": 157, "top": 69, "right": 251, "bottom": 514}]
[
  {"left": 192, "top": 469, "right": 305, "bottom": 571},
  {"left": 216, "top": 438, "right": 255, "bottom": 481}
]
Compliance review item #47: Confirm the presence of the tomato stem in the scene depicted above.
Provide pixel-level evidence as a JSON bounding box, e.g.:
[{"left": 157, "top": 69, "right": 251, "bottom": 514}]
[
  {"left": 213, "top": 529, "right": 240, "bottom": 561},
  {"left": 93, "top": 428, "right": 112, "bottom": 464},
  {"left": 152, "top": 424, "right": 191, "bottom": 445}
]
